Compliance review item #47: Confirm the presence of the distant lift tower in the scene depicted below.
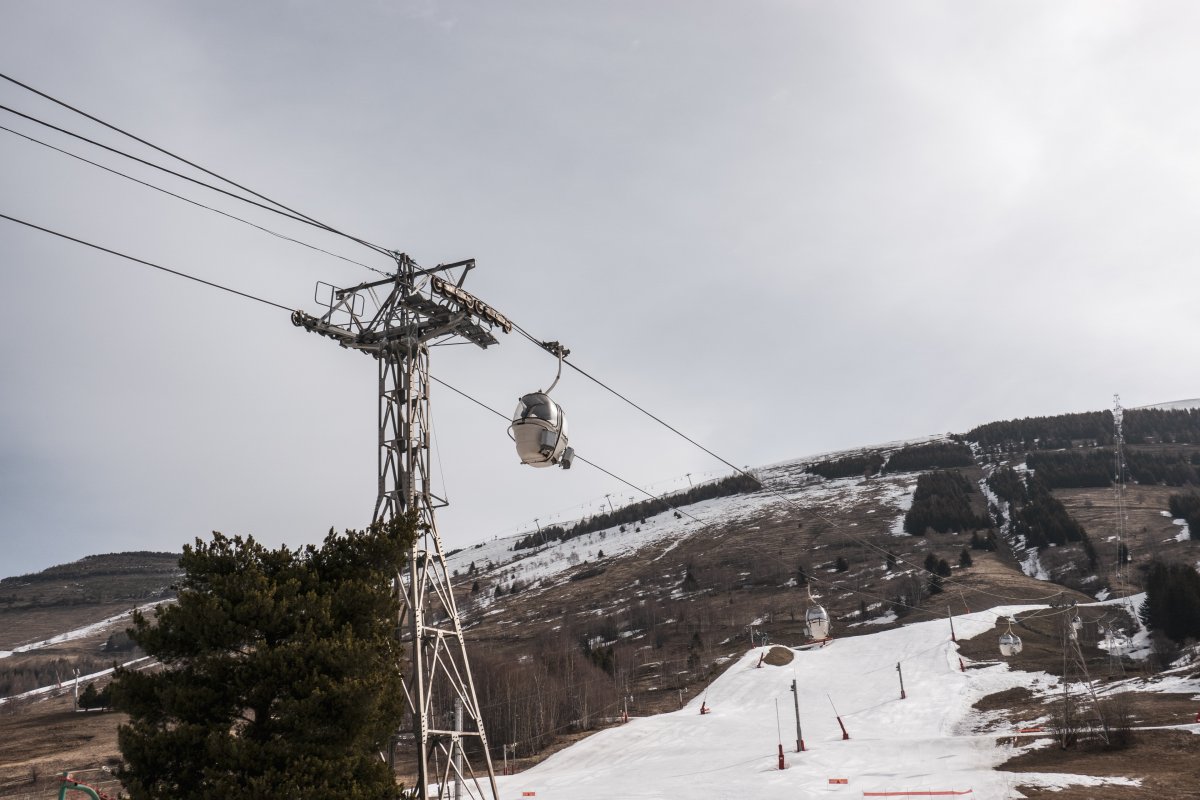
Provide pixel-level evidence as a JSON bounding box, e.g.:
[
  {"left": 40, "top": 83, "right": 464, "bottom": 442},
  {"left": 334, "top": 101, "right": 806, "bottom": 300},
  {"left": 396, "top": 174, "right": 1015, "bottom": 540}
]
[{"left": 293, "top": 254, "right": 507, "bottom": 800}]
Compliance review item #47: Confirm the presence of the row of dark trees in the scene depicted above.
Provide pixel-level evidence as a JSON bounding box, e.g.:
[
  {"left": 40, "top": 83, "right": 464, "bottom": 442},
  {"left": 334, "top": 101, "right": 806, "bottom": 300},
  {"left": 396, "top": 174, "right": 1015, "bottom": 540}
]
[
  {"left": 1024, "top": 449, "right": 1200, "bottom": 489},
  {"left": 902, "top": 470, "right": 990, "bottom": 535},
  {"left": 1141, "top": 561, "right": 1200, "bottom": 644},
  {"left": 884, "top": 442, "right": 975, "bottom": 473},
  {"left": 1025, "top": 450, "right": 1115, "bottom": 488},
  {"left": 805, "top": 452, "right": 884, "bottom": 479},
  {"left": 965, "top": 408, "right": 1200, "bottom": 450},
  {"left": 1125, "top": 450, "right": 1200, "bottom": 486},
  {"left": 514, "top": 472, "right": 762, "bottom": 551},
  {"left": 965, "top": 410, "right": 1112, "bottom": 449},
  {"left": 806, "top": 441, "right": 976, "bottom": 481}
]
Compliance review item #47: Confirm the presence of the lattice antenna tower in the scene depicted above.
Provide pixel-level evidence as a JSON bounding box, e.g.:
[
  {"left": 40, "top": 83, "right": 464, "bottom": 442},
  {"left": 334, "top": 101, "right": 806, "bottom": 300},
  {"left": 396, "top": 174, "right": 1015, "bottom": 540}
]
[
  {"left": 1112, "top": 394, "right": 1130, "bottom": 593},
  {"left": 294, "top": 254, "right": 510, "bottom": 800}
]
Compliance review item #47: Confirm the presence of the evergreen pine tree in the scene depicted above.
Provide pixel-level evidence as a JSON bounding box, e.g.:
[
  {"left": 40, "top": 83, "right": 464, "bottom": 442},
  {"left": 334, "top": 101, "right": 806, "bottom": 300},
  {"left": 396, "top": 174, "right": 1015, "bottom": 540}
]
[
  {"left": 959, "top": 548, "right": 973, "bottom": 568},
  {"left": 681, "top": 568, "right": 699, "bottom": 592},
  {"left": 79, "top": 682, "right": 101, "bottom": 710},
  {"left": 110, "top": 517, "right": 417, "bottom": 800}
]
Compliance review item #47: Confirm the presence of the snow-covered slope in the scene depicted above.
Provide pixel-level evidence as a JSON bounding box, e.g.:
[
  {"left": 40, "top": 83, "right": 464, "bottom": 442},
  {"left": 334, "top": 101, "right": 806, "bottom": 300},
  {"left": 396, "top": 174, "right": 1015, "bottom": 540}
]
[
  {"left": 491, "top": 605, "right": 1195, "bottom": 799},
  {"left": 447, "top": 457, "right": 920, "bottom": 600}
]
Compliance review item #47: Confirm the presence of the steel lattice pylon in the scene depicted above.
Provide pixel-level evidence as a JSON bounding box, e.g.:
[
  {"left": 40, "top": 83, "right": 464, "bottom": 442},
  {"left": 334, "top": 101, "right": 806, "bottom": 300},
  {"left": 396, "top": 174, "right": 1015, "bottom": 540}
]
[{"left": 294, "top": 254, "right": 509, "bottom": 800}]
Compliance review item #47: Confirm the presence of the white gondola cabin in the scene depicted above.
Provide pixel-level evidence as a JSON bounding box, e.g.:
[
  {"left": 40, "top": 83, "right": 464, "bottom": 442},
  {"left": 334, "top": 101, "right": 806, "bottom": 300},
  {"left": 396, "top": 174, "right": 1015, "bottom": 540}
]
[
  {"left": 805, "top": 604, "right": 830, "bottom": 641},
  {"left": 999, "top": 629, "right": 1023, "bottom": 657},
  {"left": 510, "top": 392, "right": 574, "bottom": 469}
]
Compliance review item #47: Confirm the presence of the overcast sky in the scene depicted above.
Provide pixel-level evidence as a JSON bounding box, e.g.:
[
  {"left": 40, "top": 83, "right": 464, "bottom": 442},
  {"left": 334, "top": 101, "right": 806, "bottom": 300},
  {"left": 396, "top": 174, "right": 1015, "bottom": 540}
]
[{"left": 2, "top": 1, "right": 1198, "bottom": 578}]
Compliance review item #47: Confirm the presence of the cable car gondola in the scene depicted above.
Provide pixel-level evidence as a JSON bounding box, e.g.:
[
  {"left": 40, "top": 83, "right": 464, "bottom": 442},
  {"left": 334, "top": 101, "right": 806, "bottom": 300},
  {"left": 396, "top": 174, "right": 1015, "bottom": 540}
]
[
  {"left": 510, "top": 392, "right": 574, "bottom": 468},
  {"left": 804, "top": 588, "right": 830, "bottom": 641},
  {"left": 999, "top": 620, "right": 1023, "bottom": 657},
  {"left": 509, "top": 342, "right": 574, "bottom": 469}
]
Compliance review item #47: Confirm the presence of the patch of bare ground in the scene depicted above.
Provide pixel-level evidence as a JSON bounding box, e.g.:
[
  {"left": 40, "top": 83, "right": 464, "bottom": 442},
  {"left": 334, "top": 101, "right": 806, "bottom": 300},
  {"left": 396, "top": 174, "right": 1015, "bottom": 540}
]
[
  {"left": 0, "top": 693, "right": 124, "bottom": 799},
  {"left": 1055, "top": 484, "right": 1200, "bottom": 597},
  {"left": 1000, "top": 729, "right": 1200, "bottom": 799},
  {"left": 973, "top": 686, "right": 1034, "bottom": 713},
  {"left": 958, "top": 605, "right": 1121, "bottom": 677}
]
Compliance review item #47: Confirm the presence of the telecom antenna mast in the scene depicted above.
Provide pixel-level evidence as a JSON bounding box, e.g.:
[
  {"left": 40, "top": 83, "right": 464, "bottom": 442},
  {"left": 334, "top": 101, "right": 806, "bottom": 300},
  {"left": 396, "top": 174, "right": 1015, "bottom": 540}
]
[
  {"left": 1112, "top": 394, "right": 1129, "bottom": 591},
  {"left": 293, "top": 254, "right": 508, "bottom": 800}
]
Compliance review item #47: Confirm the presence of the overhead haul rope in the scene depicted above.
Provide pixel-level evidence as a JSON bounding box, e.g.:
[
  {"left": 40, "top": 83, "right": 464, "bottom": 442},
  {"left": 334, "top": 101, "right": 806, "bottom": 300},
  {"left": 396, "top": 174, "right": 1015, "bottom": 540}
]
[
  {"left": 0, "top": 71, "right": 395, "bottom": 263},
  {"left": 0, "top": 103, "right": 392, "bottom": 276},
  {"left": 0, "top": 123, "right": 383, "bottom": 274},
  {"left": 0, "top": 213, "right": 293, "bottom": 312}
]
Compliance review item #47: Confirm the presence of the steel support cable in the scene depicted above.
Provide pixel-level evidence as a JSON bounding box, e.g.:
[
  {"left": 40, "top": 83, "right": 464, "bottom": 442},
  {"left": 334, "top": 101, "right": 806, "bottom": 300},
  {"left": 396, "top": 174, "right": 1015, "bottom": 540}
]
[
  {"left": 0, "top": 102, "right": 392, "bottom": 276},
  {"left": 509, "top": 323, "right": 1064, "bottom": 607},
  {"left": 0, "top": 71, "right": 395, "bottom": 261},
  {"left": 0, "top": 212, "right": 293, "bottom": 313},
  {"left": 0, "top": 124, "right": 385, "bottom": 275}
]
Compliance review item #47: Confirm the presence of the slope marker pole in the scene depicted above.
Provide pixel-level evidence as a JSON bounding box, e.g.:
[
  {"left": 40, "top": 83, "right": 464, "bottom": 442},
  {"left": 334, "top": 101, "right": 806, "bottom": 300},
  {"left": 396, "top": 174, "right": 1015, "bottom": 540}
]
[
  {"left": 827, "top": 694, "right": 850, "bottom": 740},
  {"left": 775, "top": 699, "right": 785, "bottom": 769}
]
